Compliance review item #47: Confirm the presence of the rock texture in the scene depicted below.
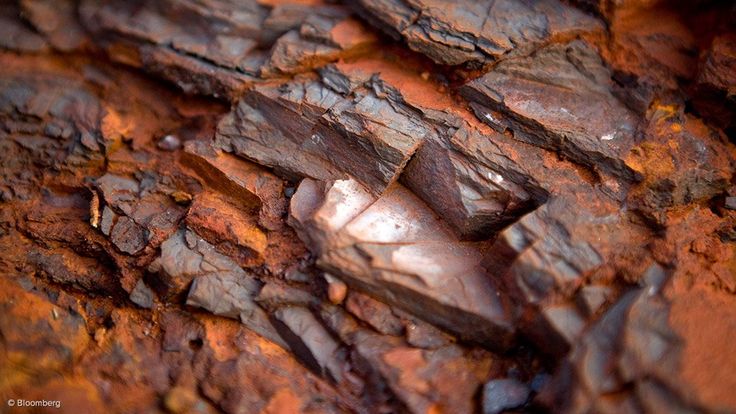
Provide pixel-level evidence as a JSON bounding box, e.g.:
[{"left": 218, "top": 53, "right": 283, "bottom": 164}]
[{"left": 1, "top": 1, "right": 735, "bottom": 413}]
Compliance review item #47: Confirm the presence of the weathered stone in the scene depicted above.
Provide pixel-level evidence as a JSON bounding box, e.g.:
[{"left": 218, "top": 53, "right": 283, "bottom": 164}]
[
  {"left": 0, "top": 279, "right": 89, "bottom": 383},
  {"left": 255, "top": 282, "right": 317, "bottom": 309},
  {"left": 99, "top": 205, "right": 115, "bottom": 236},
  {"left": 320, "top": 303, "right": 493, "bottom": 414},
  {"left": 20, "top": 0, "right": 87, "bottom": 51},
  {"left": 261, "top": 15, "right": 376, "bottom": 77},
  {"left": 182, "top": 140, "right": 286, "bottom": 230},
  {"left": 27, "top": 248, "right": 119, "bottom": 295},
  {"left": 3, "top": 3, "right": 736, "bottom": 412},
  {"left": 215, "top": 79, "right": 345, "bottom": 181},
  {"left": 345, "top": 291, "right": 403, "bottom": 336},
  {"left": 356, "top": 0, "right": 601, "bottom": 65},
  {"left": 692, "top": 33, "right": 736, "bottom": 134},
  {"left": 216, "top": 73, "right": 430, "bottom": 194},
  {"left": 578, "top": 285, "right": 614, "bottom": 316},
  {"left": 356, "top": 332, "right": 491, "bottom": 414},
  {"left": 402, "top": 125, "right": 545, "bottom": 239},
  {"left": 130, "top": 278, "right": 155, "bottom": 309},
  {"left": 324, "top": 273, "right": 348, "bottom": 305},
  {"left": 482, "top": 379, "right": 530, "bottom": 414},
  {"left": 185, "top": 192, "right": 267, "bottom": 267},
  {"left": 157, "top": 134, "right": 181, "bottom": 151},
  {"left": 400, "top": 312, "right": 454, "bottom": 350},
  {"left": 272, "top": 306, "right": 346, "bottom": 382},
  {"left": 290, "top": 178, "right": 514, "bottom": 349},
  {"left": 149, "top": 229, "right": 238, "bottom": 299},
  {"left": 726, "top": 196, "right": 736, "bottom": 210},
  {"left": 0, "top": 8, "right": 49, "bottom": 52},
  {"left": 625, "top": 105, "right": 735, "bottom": 217},
  {"left": 462, "top": 40, "right": 641, "bottom": 180},
  {"left": 110, "top": 216, "right": 148, "bottom": 255}
]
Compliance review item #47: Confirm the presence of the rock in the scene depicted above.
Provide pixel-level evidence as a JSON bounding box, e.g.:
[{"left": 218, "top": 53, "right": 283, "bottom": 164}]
[
  {"left": 3, "top": 2, "right": 736, "bottom": 413},
  {"left": 625, "top": 105, "right": 735, "bottom": 217},
  {"left": 185, "top": 192, "right": 268, "bottom": 267},
  {"left": 482, "top": 379, "right": 530, "bottom": 414},
  {"left": 261, "top": 15, "right": 376, "bottom": 77},
  {"left": 0, "top": 74, "right": 104, "bottom": 167},
  {"left": 533, "top": 304, "right": 587, "bottom": 356},
  {"left": 95, "top": 173, "right": 188, "bottom": 253},
  {"left": 290, "top": 178, "right": 515, "bottom": 350},
  {"left": 27, "top": 248, "right": 119, "bottom": 295},
  {"left": 355, "top": 0, "right": 602, "bottom": 65},
  {"left": 726, "top": 196, "right": 736, "bottom": 210},
  {"left": 324, "top": 273, "right": 347, "bottom": 305},
  {"left": 462, "top": 40, "right": 641, "bottom": 181},
  {"left": 215, "top": 72, "right": 430, "bottom": 194},
  {"left": 129, "top": 278, "right": 155, "bottom": 309},
  {"left": 320, "top": 303, "right": 494, "bottom": 413},
  {"left": 402, "top": 125, "right": 545, "bottom": 239},
  {"left": 157, "top": 134, "right": 181, "bottom": 151},
  {"left": 109, "top": 216, "right": 148, "bottom": 255},
  {"left": 255, "top": 282, "right": 317, "bottom": 309},
  {"left": 0, "top": 6, "right": 49, "bottom": 53},
  {"left": 402, "top": 314, "right": 453, "bottom": 349},
  {"left": 0, "top": 279, "right": 89, "bottom": 387},
  {"left": 79, "top": 0, "right": 266, "bottom": 96},
  {"left": 272, "top": 306, "right": 346, "bottom": 382},
  {"left": 359, "top": 334, "right": 492, "bottom": 414},
  {"left": 182, "top": 140, "right": 285, "bottom": 230},
  {"left": 345, "top": 291, "right": 403, "bottom": 336},
  {"left": 186, "top": 272, "right": 286, "bottom": 349},
  {"left": 20, "top": 0, "right": 87, "bottom": 51},
  {"left": 692, "top": 33, "right": 736, "bottom": 134},
  {"left": 163, "top": 385, "right": 218, "bottom": 414},
  {"left": 99, "top": 205, "right": 116, "bottom": 236},
  {"left": 150, "top": 229, "right": 240, "bottom": 299},
  {"left": 578, "top": 285, "right": 614, "bottom": 316}
]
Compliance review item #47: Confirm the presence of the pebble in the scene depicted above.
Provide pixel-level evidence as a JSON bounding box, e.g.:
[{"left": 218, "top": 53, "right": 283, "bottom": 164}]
[
  {"left": 157, "top": 134, "right": 182, "bottom": 151},
  {"left": 325, "top": 273, "right": 347, "bottom": 305},
  {"left": 171, "top": 190, "right": 193, "bottom": 205},
  {"left": 725, "top": 196, "right": 736, "bottom": 210},
  {"left": 482, "top": 379, "right": 530, "bottom": 414}
]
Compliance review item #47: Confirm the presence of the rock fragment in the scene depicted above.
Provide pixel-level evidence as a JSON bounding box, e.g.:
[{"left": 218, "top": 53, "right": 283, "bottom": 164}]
[
  {"left": 157, "top": 134, "right": 181, "bottom": 151},
  {"left": 462, "top": 40, "right": 641, "bottom": 180},
  {"left": 272, "top": 306, "right": 346, "bottom": 382},
  {"left": 356, "top": 0, "right": 601, "bottom": 65},
  {"left": 692, "top": 33, "right": 736, "bottom": 134},
  {"left": 185, "top": 192, "right": 267, "bottom": 267},
  {"left": 290, "top": 178, "right": 514, "bottom": 349},
  {"left": 482, "top": 379, "right": 530, "bottom": 414},
  {"left": 324, "top": 273, "right": 347, "bottom": 305},
  {"left": 345, "top": 291, "right": 403, "bottom": 336},
  {"left": 130, "top": 279, "right": 155, "bottom": 309},
  {"left": 182, "top": 140, "right": 286, "bottom": 229},
  {"left": 215, "top": 71, "right": 430, "bottom": 194}
]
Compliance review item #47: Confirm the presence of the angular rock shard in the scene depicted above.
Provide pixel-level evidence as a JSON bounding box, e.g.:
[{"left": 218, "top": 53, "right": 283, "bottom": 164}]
[
  {"left": 289, "top": 178, "right": 515, "bottom": 350},
  {"left": 216, "top": 73, "right": 429, "bottom": 194}
]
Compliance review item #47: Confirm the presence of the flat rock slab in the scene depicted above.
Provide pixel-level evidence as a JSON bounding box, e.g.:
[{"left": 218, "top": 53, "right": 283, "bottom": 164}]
[
  {"left": 462, "top": 40, "right": 641, "bottom": 180},
  {"left": 356, "top": 0, "right": 601, "bottom": 65}
]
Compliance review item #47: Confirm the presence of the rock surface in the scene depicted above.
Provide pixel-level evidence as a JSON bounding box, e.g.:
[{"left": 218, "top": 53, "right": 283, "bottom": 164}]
[{"left": 0, "top": 1, "right": 735, "bottom": 413}]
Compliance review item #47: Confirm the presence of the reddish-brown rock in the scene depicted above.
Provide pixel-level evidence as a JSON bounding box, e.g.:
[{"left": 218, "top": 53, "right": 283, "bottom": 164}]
[{"left": 1, "top": 1, "right": 736, "bottom": 413}]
